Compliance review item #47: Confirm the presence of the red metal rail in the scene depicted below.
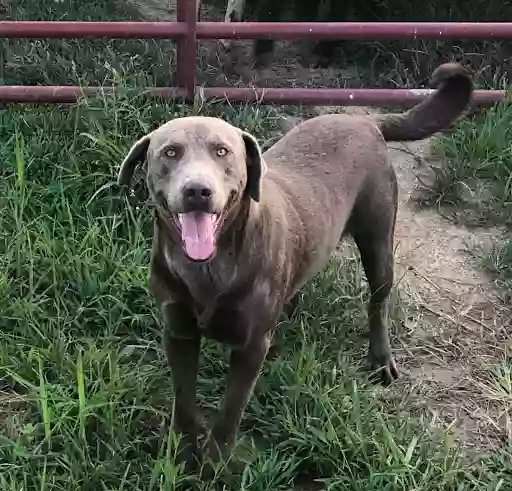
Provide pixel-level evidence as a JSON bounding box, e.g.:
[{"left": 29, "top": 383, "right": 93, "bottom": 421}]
[
  {"left": 0, "top": 85, "right": 505, "bottom": 107},
  {"left": 0, "top": 0, "right": 511, "bottom": 106},
  {"left": 3, "top": 21, "right": 512, "bottom": 40},
  {"left": 176, "top": 0, "right": 197, "bottom": 99}
]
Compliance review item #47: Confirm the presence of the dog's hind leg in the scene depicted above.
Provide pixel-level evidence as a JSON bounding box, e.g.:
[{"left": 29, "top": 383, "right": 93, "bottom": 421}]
[
  {"left": 348, "top": 182, "right": 399, "bottom": 385},
  {"left": 310, "top": 0, "right": 345, "bottom": 68},
  {"left": 253, "top": 0, "right": 285, "bottom": 67},
  {"left": 225, "top": 0, "right": 245, "bottom": 21},
  {"left": 221, "top": 0, "right": 245, "bottom": 50}
]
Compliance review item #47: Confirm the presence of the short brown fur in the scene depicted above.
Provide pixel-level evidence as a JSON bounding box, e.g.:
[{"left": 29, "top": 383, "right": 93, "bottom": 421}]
[{"left": 117, "top": 63, "right": 473, "bottom": 469}]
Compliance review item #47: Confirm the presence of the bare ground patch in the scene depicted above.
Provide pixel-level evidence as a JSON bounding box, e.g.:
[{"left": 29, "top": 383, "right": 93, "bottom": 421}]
[
  {"left": 121, "top": 0, "right": 511, "bottom": 452},
  {"left": 389, "top": 139, "right": 510, "bottom": 452},
  {"left": 339, "top": 132, "right": 510, "bottom": 452}
]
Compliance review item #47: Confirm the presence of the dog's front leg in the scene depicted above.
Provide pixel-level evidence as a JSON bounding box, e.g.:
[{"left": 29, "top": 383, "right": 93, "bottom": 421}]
[
  {"left": 162, "top": 302, "right": 202, "bottom": 468},
  {"left": 208, "top": 333, "right": 271, "bottom": 460}
]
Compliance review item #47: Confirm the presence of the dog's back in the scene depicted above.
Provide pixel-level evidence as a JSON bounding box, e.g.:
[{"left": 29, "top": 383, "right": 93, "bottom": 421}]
[{"left": 260, "top": 114, "right": 392, "bottom": 296}]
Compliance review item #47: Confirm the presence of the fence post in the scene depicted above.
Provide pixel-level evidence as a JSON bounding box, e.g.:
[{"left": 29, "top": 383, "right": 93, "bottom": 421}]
[{"left": 176, "top": 0, "right": 197, "bottom": 100}]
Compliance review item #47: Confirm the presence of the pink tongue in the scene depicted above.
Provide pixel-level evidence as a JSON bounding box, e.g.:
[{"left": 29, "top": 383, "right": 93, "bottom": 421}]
[{"left": 178, "top": 212, "right": 216, "bottom": 261}]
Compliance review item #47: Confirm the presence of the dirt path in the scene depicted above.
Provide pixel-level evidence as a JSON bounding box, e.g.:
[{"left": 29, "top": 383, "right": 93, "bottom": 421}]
[
  {"left": 388, "top": 139, "right": 509, "bottom": 451},
  {"left": 121, "top": 0, "right": 511, "bottom": 451}
]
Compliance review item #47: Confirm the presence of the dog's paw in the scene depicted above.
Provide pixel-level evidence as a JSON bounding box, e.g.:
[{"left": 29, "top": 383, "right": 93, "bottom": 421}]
[
  {"left": 369, "top": 353, "right": 399, "bottom": 386},
  {"left": 174, "top": 436, "right": 201, "bottom": 473},
  {"left": 199, "top": 435, "right": 232, "bottom": 480}
]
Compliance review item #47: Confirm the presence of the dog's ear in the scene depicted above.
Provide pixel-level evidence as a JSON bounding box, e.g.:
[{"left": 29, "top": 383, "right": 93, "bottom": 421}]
[
  {"left": 241, "top": 131, "right": 267, "bottom": 202},
  {"left": 117, "top": 133, "right": 152, "bottom": 187}
]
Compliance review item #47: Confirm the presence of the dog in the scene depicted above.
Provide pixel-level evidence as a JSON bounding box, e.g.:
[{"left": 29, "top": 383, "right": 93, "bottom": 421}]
[
  {"left": 195, "top": 0, "right": 244, "bottom": 24},
  {"left": 116, "top": 62, "right": 473, "bottom": 468},
  {"left": 224, "top": 0, "right": 245, "bottom": 22},
  {"left": 251, "top": 0, "right": 388, "bottom": 68}
]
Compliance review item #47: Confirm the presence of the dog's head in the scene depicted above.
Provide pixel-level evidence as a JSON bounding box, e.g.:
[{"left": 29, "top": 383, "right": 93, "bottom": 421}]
[{"left": 117, "top": 116, "right": 266, "bottom": 263}]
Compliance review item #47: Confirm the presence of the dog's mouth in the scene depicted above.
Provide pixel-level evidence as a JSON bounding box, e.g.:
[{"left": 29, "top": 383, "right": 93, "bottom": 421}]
[
  {"left": 166, "top": 192, "right": 237, "bottom": 263},
  {"left": 172, "top": 211, "right": 224, "bottom": 263}
]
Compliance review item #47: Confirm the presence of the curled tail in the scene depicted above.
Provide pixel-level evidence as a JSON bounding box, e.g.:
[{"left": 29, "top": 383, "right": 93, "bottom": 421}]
[{"left": 375, "top": 63, "right": 474, "bottom": 142}]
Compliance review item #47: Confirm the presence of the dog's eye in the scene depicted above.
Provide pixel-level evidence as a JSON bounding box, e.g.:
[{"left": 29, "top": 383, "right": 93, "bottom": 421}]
[
  {"left": 216, "top": 146, "right": 228, "bottom": 157},
  {"left": 165, "top": 148, "right": 177, "bottom": 158}
]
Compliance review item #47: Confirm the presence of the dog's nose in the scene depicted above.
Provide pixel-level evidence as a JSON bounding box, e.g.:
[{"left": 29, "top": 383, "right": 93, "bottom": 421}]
[{"left": 182, "top": 182, "right": 213, "bottom": 210}]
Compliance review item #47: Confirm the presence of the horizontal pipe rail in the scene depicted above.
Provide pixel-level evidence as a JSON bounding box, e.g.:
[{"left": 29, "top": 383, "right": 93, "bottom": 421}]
[
  {"left": 2, "top": 21, "right": 512, "bottom": 40},
  {"left": 0, "top": 86, "right": 506, "bottom": 106},
  {"left": 198, "top": 21, "right": 512, "bottom": 39},
  {"left": 1, "top": 18, "right": 510, "bottom": 106},
  {"left": 0, "top": 21, "right": 188, "bottom": 39}
]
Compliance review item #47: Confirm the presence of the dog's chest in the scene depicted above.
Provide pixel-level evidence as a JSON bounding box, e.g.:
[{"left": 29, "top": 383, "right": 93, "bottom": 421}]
[{"left": 166, "top": 246, "right": 238, "bottom": 309}]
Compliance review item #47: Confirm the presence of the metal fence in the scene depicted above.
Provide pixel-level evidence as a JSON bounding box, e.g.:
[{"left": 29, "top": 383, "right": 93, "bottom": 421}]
[{"left": 1, "top": 0, "right": 511, "bottom": 106}]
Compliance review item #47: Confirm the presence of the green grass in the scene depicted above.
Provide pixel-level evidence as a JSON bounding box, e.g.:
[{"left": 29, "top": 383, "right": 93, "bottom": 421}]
[
  {"left": 425, "top": 100, "right": 512, "bottom": 299},
  {"left": 428, "top": 100, "right": 512, "bottom": 228},
  {"left": 481, "top": 240, "right": 512, "bottom": 303},
  {"left": 0, "top": 92, "right": 510, "bottom": 490}
]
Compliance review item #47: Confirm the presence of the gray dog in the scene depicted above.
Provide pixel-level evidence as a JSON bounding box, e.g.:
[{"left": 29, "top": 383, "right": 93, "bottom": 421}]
[{"left": 117, "top": 62, "right": 473, "bottom": 468}]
